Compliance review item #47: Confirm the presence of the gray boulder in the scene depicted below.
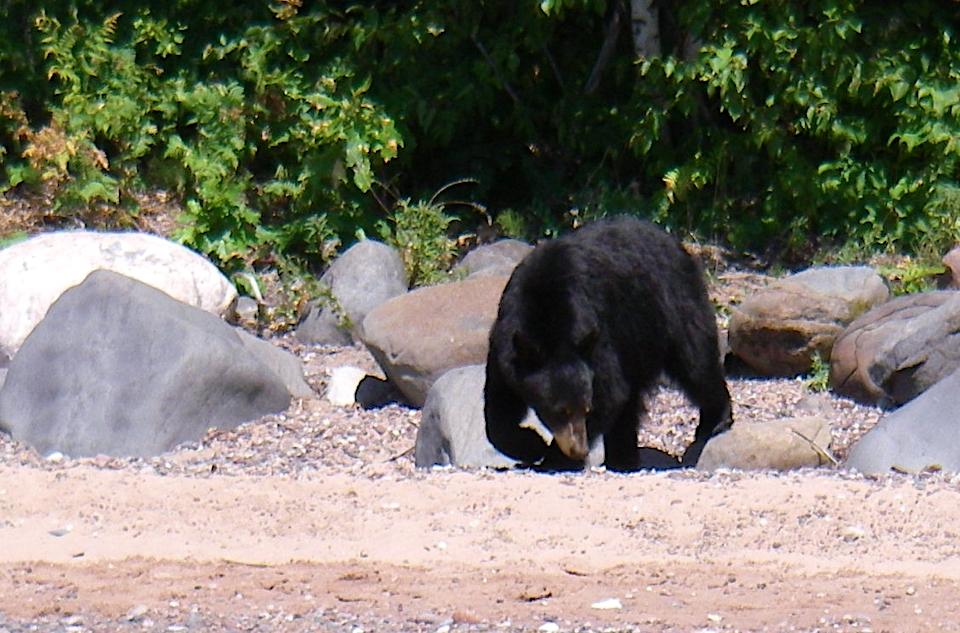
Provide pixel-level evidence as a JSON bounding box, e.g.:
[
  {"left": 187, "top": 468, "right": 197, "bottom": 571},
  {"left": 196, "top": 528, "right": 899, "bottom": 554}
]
[
  {"left": 415, "top": 365, "right": 517, "bottom": 468},
  {"left": 454, "top": 239, "right": 532, "bottom": 278},
  {"left": 728, "top": 266, "right": 888, "bottom": 376},
  {"left": 0, "top": 270, "right": 292, "bottom": 457},
  {"left": 360, "top": 275, "right": 508, "bottom": 406},
  {"left": 0, "top": 231, "right": 237, "bottom": 360},
  {"left": 830, "top": 291, "right": 960, "bottom": 406},
  {"left": 415, "top": 364, "right": 604, "bottom": 469},
  {"left": 697, "top": 416, "right": 833, "bottom": 471},
  {"left": 296, "top": 240, "right": 407, "bottom": 345},
  {"left": 845, "top": 366, "right": 960, "bottom": 475},
  {"left": 235, "top": 329, "right": 314, "bottom": 399}
]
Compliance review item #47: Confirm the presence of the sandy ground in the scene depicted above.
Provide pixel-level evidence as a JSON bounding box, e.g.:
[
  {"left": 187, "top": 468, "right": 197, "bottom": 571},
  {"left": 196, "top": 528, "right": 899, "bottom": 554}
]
[
  {"left": 1, "top": 462, "right": 960, "bottom": 632},
  {"left": 0, "top": 265, "right": 957, "bottom": 632}
]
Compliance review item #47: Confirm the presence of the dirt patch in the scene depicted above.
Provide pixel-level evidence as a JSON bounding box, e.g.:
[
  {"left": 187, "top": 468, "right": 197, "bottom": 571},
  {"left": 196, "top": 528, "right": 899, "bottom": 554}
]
[
  {"left": 2, "top": 460, "right": 960, "bottom": 631},
  {"left": 0, "top": 337, "right": 948, "bottom": 633}
]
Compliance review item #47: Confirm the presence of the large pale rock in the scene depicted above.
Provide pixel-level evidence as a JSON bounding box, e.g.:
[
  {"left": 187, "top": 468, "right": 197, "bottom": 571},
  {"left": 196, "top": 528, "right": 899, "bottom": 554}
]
[
  {"left": 0, "top": 270, "right": 291, "bottom": 457},
  {"left": 845, "top": 366, "right": 960, "bottom": 475},
  {"left": 360, "top": 276, "right": 508, "bottom": 406},
  {"left": 830, "top": 291, "right": 960, "bottom": 406},
  {"left": 728, "top": 266, "right": 888, "bottom": 376},
  {"left": 697, "top": 416, "right": 833, "bottom": 471},
  {"left": 453, "top": 239, "right": 532, "bottom": 278},
  {"left": 415, "top": 364, "right": 604, "bottom": 469},
  {"left": 296, "top": 240, "right": 407, "bottom": 345},
  {"left": 0, "top": 231, "right": 236, "bottom": 360}
]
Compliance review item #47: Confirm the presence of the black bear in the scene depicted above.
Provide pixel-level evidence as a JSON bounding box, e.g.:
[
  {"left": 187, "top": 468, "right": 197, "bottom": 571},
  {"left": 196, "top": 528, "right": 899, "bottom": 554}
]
[{"left": 484, "top": 216, "right": 732, "bottom": 471}]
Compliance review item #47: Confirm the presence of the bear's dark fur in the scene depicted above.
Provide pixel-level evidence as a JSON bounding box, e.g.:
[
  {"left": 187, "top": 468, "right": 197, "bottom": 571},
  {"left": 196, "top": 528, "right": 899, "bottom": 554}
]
[{"left": 484, "top": 216, "right": 732, "bottom": 471}]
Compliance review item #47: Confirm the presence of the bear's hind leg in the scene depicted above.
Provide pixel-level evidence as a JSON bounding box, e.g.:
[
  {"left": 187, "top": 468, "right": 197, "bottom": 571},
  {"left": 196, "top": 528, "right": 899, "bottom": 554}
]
[
  {"left": 681, "top": 380, "right": 732, "bottom": 465},
  {"left": 666, "top": 351, "right": 733, "bottom": 466}
]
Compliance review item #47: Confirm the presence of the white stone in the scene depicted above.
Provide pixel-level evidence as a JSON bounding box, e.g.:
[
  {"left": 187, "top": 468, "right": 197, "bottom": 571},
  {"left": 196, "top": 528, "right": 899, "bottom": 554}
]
[
  {"left": 590, "top": 597, "right": 623, "bottom": 610},
  {"left": 326, "top": 366, "right": 368, "bottom": 406},
  {"left": 0, "top": 231, "right": 236, "bottom": 359}
]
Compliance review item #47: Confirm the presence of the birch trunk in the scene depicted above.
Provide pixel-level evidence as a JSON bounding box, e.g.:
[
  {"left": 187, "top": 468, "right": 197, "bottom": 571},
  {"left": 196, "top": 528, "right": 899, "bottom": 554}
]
[{"left": 630, "top": 0, "right": 661, "bottom": 59}]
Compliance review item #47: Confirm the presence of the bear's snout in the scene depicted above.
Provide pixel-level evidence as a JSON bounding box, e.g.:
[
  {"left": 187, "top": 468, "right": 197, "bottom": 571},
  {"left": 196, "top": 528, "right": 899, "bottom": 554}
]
[{"left": 552, "top": 415, "right": 589, "bottom": 461}]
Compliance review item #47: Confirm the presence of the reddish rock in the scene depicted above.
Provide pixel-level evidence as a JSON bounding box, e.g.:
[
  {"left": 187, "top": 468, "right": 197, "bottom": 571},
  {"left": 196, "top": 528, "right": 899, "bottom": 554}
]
[
  {"left": 939, "top": 246, "right": 960, "bottom": 289},
  {"left": 359, "top": 276, "right": 509, "bottom": 406},
  {"left": 728, "top": 266, "right": 889, "bottom": 376},
  {"left": 830, "top": 291, "right": 960, "bottom": 406}
]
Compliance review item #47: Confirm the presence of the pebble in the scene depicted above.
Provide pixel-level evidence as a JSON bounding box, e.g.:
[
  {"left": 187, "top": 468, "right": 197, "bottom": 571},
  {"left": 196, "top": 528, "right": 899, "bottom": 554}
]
[
  {"left": 590, "top": 598, "right": 623, "bottom": 610},
  {"left": 125, "top": 605, "right": 149, "bottom": 621}
]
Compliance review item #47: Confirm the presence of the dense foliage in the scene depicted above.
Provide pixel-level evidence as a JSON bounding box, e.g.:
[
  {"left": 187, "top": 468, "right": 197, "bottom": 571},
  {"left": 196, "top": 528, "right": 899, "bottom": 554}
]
[
  {"left": 640, "top": 1, "right": 960, "bottom": 259},
  {"left": 1, "top": 0, "right": 958, "bottom": 272}
]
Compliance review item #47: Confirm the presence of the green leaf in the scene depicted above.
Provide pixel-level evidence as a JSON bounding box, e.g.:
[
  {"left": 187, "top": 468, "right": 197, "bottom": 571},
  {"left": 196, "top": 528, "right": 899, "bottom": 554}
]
[{"left": 889, "top": 80, "right": 911, "bottom": 102}]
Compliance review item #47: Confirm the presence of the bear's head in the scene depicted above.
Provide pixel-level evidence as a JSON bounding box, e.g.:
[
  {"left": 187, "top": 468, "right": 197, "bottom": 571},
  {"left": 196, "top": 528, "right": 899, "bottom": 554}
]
[
  {"left": 510, "top": 329, "right": 597, "bottom": 461},
  {"left": 491, "top": 238, "right": 604, "bottom": 461}
]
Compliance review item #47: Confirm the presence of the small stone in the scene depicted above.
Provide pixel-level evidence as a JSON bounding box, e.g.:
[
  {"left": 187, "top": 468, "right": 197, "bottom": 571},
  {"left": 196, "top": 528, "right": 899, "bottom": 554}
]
[
  {"left": 539, "top": 623, "right": 560, "bottom": 633},
  {"left": 126, "top": 605, "right": 149, "bottom": 621},
  {"left": 326, "top": 366, "right": 368, "bottom": 406},
  {"left": 48, "top": 525, "right": 72, "bottom": 537},
  {"left": 841, "top": 525, "right": 867, "bottom": 541},
  {"left": 590, "top": 598, "right": 623, "bottom": 610}
]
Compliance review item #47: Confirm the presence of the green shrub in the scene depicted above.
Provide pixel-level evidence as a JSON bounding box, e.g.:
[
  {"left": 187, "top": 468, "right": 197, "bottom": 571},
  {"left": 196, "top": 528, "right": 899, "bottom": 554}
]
[
  {"left": 876, "top": 258, "right": 945, "bottom": 296},
  {"left": 380, "top": 198, "right": 457, "bottom": 287},
  {"left": 495, "top": 209, "right": 529, "bottom": 240},
  {"left": 4, "top": 1, "right": 960, "bottom": 269},
  {"left": 805, "top": 351, "right": 831, "bottom": 393},
  {"left": 631, "top": 2, "right": 960, "bottom": 257},
  {"left": 11, "top": 7, "right": 402, "bottom": 270}
]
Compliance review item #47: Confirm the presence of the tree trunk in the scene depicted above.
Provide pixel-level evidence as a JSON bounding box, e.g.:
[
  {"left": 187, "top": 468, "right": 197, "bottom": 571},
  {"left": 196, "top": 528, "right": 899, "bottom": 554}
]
[
  {"left": 584, "top": 2, "right": 624, "bottom": 94},
  {"left": 630, "top": 0, "right": 661, "bottom": 59}
]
